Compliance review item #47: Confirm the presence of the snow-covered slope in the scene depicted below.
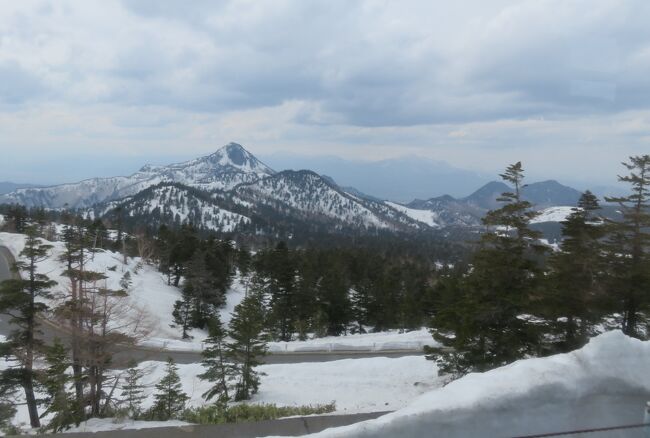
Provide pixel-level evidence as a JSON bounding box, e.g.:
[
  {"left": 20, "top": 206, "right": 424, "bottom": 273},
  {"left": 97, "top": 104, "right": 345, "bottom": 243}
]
[
  {"left": 384, "top": 201, "right": 440, "bottom": 228},
  {"left": 308, "top": 331, "right": 650, "bottom": 438},
  {"left": 0, "top": 231, "right": 195, "bottom": 343},
  {"left": 234, "top": 170, "right": 423, "bottom": 230},
  {"left": 530, "top": 206, "right": 576, "bottom": 223},
  {"left": 0, "top": 143, "right": 274, "bottom": 209},
  {"left": 89, "top": 183, "right": 250, "bottom": 233}
]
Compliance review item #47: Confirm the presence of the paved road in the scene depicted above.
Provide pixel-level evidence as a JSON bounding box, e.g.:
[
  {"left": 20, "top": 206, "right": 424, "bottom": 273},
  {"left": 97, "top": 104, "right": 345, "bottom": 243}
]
[
  {"left": 118, "top": 348, "right": 424, "bottom": 366},
  {"left": 0, "top": 246, "right": 425, "bottom": 366}
]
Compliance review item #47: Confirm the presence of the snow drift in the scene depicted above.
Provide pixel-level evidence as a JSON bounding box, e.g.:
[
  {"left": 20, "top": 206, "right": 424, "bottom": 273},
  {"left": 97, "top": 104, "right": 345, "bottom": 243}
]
[{"left": 306, "top": 331, "right": 650, "bottom": 437}]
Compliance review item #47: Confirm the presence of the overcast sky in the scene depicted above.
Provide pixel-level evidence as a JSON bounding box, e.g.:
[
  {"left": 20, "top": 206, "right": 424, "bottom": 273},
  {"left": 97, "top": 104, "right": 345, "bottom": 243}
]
[{"left": 0, "top": 0, "right": 648, "bottom": 186}]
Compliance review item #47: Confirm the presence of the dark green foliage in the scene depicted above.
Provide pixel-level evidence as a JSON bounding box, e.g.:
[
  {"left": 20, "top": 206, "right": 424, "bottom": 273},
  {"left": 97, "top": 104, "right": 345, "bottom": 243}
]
[
  {"left": 182, "top": 402, "right": 336, "bottom": 425},
  {"left": 227, "top": 294, "right": 268, "bottom": 401},
  {"left": 430, "top": 162, "right": 546, "bottom": 375},
  {"left": 172, "top": 293, "right": 194, "bottom": 339},
  {"left": 604, "top": 155, "right": 650, "bottom": 338},
  {"left": 0, "top": 225, "right": 56, "bottom": 428},
  {"left": 544, "top": 191, "right": 605, "bottom": 351},
  {"left": 199, "top": 318, "right": 236, "bottom": 403},
  {"left": 265, "top": 242, "right": 298, "bottom": 341},
  {"left": 148, "top": 358, "right": 189, "bottom": 421},
  {"left": 41, "top": 339, "right": 80, "bottom": 432},
  {"left": 120, "top": 360, "right": 147, "bottom": 419}
]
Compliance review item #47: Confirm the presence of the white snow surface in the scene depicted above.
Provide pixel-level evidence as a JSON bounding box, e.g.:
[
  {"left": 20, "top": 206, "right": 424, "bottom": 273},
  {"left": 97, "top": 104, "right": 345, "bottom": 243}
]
[
  {"left": 268, "top": 329, "right": 439, "bottom": 353},
  {"left": 64, "top": 418, "right": 191, "bottom": 434},
  {"left": 304, "top": 331, "right": 650, "bottom": 437},
  {"left": 0, "top": 231, "right": 208, "bottom": 345},
  {"left": 531, "top": 206, "right": 576, "bottom": 223},
  {"left": 134, "top": 355, "right": 436, "bottom": 414},
  {"left": 384, "top": 202, "right": 440, "bottom": 228}
]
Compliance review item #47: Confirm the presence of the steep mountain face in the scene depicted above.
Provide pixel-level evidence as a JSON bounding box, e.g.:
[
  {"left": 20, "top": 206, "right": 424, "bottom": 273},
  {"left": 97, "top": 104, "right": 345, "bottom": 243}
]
[
  {"left": 0, "top": 143, "right": 274, "bottom": 209},
  {"left": 233, "top": 170, "right": 424, "bottom": 231},
  {"left": 89, "top": 183, "right": 250, "bottom": 233}
]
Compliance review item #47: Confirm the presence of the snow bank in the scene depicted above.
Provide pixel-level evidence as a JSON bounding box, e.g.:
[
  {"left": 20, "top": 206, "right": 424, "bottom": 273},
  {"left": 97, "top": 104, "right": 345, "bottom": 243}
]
[
  {"left": 131, "top": 355, "right": 437, "bottom": 415},
  {"left": 306, "top": 331, "right": 650, "bottom": 437},
  {"left": 64, "top": 418, "right": 191, "bottom": 433},
  {"left": 268, "top": 329, "right": 438, "bottom": 353}
]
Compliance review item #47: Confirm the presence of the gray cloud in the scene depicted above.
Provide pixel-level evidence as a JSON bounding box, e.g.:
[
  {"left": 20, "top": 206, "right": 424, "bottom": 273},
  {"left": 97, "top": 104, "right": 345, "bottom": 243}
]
[{"left": 0, "top": 0, "right": 648, "bottom": 186}]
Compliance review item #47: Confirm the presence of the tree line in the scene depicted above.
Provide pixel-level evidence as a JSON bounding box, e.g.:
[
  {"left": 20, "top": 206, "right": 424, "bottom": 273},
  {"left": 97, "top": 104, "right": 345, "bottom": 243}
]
[{"left": 428, "top": 155, "right": 650, "bottom": 377}]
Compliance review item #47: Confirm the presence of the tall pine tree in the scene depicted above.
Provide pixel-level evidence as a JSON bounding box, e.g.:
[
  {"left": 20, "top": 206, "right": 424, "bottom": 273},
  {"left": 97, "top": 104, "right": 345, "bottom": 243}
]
[
  {"left": 0, "top": 225, "right": 56, "bottom": 427},
  {"left": 604, "top": 155, "right": 650, "bottom": 338},
  {"left": 227, "top": 293, "right": 267, "bottom": 401},
  {"left": 199, "top": 317, "right": 236, "bottom": 403},
  {"left": 544, "top": 191, "right": 605, "bottom": 351},
  {"left": 149, "top": 358, "right": 189, "bottom": 420},
  {"left": 430, "top": 162, "right": 545, "bottom": 375}
]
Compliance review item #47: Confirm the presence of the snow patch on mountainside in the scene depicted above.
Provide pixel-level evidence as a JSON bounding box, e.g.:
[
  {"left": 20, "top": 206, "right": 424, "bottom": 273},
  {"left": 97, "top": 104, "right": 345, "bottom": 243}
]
[
  {"left": 236, "top": 171, "right": 394, "bottom": 229},
  {"left": 384, "top": 202, "right": 440, "bottom": 228},
  {"left": 531, "top": 206, "right": 576, "bottom": 223}
]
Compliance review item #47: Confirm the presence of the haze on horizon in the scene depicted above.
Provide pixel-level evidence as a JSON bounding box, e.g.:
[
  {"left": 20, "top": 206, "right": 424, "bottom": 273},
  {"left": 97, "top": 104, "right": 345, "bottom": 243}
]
[{"left": 0, "top": 0, "right": 648, "bottom": 189}]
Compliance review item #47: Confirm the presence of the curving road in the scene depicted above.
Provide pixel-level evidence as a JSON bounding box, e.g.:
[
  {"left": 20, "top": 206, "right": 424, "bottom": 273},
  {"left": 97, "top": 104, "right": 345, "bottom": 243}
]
[{"left": 0, "top": 246, "right": 425, "bottom": 366}]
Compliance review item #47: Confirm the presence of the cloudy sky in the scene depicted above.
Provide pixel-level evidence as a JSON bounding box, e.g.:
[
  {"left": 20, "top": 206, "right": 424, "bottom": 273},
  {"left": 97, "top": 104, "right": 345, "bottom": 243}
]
[{"left": 0, "top": 0, "right": 648, "bottom": 186}]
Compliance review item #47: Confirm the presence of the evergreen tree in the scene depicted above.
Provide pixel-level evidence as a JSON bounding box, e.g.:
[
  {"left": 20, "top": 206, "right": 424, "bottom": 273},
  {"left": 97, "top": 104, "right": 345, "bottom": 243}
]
[
  {"left": 317, "top": 257, "right": 351, "bottom": 336},
  {"left": 41, "top": 339, "right": 79, "bottom": 432},
  {"left": 183, "top": 250, "right": 220, "bottom": 329},
  {"left": 430, "top": 162, "right": 545, "bottom": 375},
  {"left": 227, "top": 294, "right": 268, "bottom": 401},
  {"left": 172, "top": 292, "right": 194, "bottom": 339},
  {"left": 149, "top": 358, "right": 189, "bottom": 421},
  {"left": 120, "top": 360, "right": 147, "bottom": 419},
  {"left": 544, "top": 191, "right": 605, "bottom": 351},
  {"left": 604, "top": 155, "right": 650, "bottom": 338},
  {"left": 57, "top": 224, "right": 85, "bottom": 414},
  {"left": 266, "top": 242, "right": 297, "bottom": 341},
  {"left": 0, "top": 225, "right": 56, "bottom": 427},
  {"left": 199, "top": 317, "right": 236, "bottom": 403}
]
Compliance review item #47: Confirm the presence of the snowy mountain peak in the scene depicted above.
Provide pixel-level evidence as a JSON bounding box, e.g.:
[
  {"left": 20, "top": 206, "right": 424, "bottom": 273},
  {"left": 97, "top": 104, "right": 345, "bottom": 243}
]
[
  {"left": 200, "top": 142, "right": 275, "bottom": 175},
  {"left": 0, "top": 143, "right": 276, "bottom": 209}
]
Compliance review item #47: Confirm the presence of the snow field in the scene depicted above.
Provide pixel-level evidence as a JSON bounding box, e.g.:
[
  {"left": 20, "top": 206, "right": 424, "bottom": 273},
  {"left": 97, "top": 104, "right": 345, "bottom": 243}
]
[
  {"left": 125, "top": 355, "right": 438, "bottom": 414},
  {"left": 0, "top": 231, "right": 208, "bottom": 345},
  {"left": 530, "top": 206, "right": 576, "bottom": 223},
  {"left": 303, "top": 331, "right": 650, "bottom": 437},
  {"left": 384, "top": 202, "right": 440, "bottom": 228}
]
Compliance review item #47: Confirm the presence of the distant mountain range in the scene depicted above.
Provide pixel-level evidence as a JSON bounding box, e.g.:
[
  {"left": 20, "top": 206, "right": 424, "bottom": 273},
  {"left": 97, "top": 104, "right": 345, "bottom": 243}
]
[
  {"left": 403, "top": 180, "right": 583, "bottom": 227},
  {"left": 260, "top": 153, "right": 492, "bottom": 202},
  {"left": 1, "top": 143, "right": 591, "bottom": 235},
  {"left": 0, "top": 182, "right": 39, "bottom": 196}
]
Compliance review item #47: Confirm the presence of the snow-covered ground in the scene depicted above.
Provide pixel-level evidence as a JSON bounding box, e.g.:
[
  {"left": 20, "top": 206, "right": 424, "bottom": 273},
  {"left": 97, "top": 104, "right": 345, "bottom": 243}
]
[
  {"left": 268, "top": 329, "right": 438, "bottom": 353},
  {"left": 1, "top": 231, "right": 434, "bottom": 354},
  {"left": 64, "top": 418, "right": 191, "bottom": 434},
  {"left": 0, "top": 231, "right": 207, "bottom": 345},
  {"left": 5, "top": 355, "right": 436, "bottom": 432},
  {"left": 531, "top": 206, "right": 575, "bottom": 223},
  {"left": 304, "top": 331, "right": 650, "bottom": 438},
  {"left": 127, "top": 355, "right": 437, "bottom": 415},
  {"left": 384, "top": 201, "right": 439, "bottom": 228}
]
